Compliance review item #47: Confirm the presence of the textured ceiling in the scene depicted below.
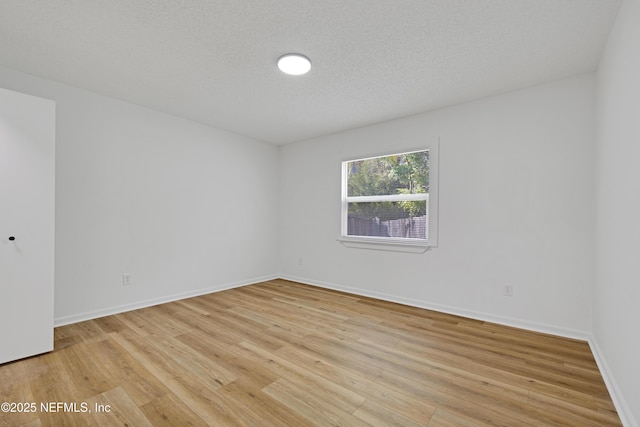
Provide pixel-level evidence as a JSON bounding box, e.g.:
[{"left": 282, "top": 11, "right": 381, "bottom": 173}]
[{"left": 0, "top": 1, "right": 621, "bottom": 144}]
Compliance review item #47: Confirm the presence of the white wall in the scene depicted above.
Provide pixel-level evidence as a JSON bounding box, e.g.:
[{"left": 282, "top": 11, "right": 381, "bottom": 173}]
[
  {"left": 279, "top": 74, "right": 596, "bottom": 337},
  {"left": 0, "top": 66, "right": 279, "bottom": 325},
  {"left": 595, "top": 0, "right": 640, "bottom": 424}
]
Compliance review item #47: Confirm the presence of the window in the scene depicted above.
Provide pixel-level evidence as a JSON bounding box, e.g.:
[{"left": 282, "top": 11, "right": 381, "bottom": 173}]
[{"left": 340, "top": 144, "right": 438, "bottom": 252}]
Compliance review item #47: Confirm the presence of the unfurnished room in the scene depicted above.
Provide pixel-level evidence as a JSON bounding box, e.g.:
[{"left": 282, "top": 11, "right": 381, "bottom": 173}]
[{"left": 0, "top": 1, "right": 639, "bottom": 426}]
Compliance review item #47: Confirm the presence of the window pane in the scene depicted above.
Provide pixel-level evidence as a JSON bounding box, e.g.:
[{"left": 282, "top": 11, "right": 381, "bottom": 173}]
[
  {"left": 347, "top": 151, "right": 429, "bottom": 197},
  {"left": 347, "top": 201, "right": 427, "bottom": 239}
]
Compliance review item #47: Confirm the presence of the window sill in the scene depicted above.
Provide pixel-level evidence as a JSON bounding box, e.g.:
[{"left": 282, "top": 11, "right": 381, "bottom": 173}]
[{"left": 337, "top": 236, "right": 431, "bottom": 253}]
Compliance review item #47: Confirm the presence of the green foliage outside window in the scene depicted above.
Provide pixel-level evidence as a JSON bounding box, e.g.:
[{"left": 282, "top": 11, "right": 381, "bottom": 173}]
[{"left": 347, "top": 151, "right": 429, "bottom": 220}]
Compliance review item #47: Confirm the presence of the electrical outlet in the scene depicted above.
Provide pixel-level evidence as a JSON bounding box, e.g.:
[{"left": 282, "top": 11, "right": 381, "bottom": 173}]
[
  {"left": 503, "top": 285, "right": 513, "bottom": 297},
  {"left": 298, "top": 257, "right": 303, "bottom": 266},
  {"left": 122, "top": 273, "right": 132, "bottom": 287}
]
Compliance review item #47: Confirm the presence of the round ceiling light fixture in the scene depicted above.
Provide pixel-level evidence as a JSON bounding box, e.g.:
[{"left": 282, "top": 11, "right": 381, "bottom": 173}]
[{"left": 277, "top": 53, "right": 311, "bottom": 75}]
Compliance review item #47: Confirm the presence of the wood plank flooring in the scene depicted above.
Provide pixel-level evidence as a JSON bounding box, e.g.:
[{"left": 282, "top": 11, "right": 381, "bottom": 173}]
[{"left": 0, "top": 279, "right": 621, "bottom": 426}]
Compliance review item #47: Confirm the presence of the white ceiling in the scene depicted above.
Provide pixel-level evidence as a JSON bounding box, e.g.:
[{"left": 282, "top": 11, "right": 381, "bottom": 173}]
[{"left": 0, "top": 1, "right": 621, "bottom": 145}]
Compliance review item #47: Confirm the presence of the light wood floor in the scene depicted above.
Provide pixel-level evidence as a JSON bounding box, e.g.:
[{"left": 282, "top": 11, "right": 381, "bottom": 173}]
[{"left": 0, "top": 279, "right": 621, "bottom": 426}]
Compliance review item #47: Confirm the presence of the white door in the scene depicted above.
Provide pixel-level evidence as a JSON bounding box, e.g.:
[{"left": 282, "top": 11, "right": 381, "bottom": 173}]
[{"left": 0, "top": 87, "right": 55, "bottom": 364}]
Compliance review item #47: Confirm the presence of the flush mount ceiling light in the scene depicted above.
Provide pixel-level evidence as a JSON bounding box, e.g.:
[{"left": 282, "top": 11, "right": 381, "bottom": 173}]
[{"left": 277, "top": 53, "right": 311, "bottom": 75}]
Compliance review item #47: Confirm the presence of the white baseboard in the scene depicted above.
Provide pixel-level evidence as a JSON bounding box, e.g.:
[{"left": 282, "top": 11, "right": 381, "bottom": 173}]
[
  {"left": 279, "top": 274, "right": 590, "bottom": 340},
  {"left": 53, "top": 274, "right": 278, "bottom": 327},
  {"left": 56, "top": 273, "right": 586, "bottom": 339},
  {"left": 588, "top": 336, "right": 638, "bottom": 427}
]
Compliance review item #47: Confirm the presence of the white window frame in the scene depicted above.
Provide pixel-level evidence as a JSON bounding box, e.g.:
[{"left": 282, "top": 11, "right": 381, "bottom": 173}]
[{"left": 338, "top": 141, "right": 439, "bottom": 253}]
